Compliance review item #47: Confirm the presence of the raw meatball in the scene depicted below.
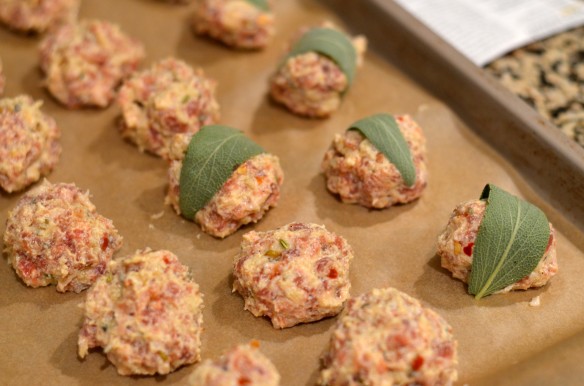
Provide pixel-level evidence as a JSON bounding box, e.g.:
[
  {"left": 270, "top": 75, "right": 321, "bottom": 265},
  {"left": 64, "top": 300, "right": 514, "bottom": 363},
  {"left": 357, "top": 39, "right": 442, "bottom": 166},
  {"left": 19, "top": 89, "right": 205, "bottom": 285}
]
[
  {"left": 233, "top": 222, "right": 354, "bottom": 329},
  {"left": 39, "top": 19, "right": 144, "bottom": 108},
  {"left": 117, "top": 58, "right": 220, "bottom": 158},
  {"left": 319, "top": 287, "right": 458, "bottom": 386},
  {"left": 437, "top": 199, "right": 558, "bottom": 292},
  {"left": 3, "top": 181, "right": 123, "bottom": 293},
  {"left": 0, "top": 59, "right": 4, "bottom": 95},
  {"left": 269, "top": 25, "right": 367, "bottom": 118},
  {"left": 166, "top": 136, "right": 284, "bottom": 238},
  {"left": 321, "top": 114, "right": 428, "bottom": 208},
  {"left": 188, "top": 342, "right": 280, "bottom": 386},
  {"left": 0, "top": 95, "right": 61, "bottom": 193},
  {"left": 0, "top": 0, "right": 79, "bottom": 33},
  {"left": 193, "top": 0, "right": 274, "bottom": 49},
  {"left": 78, "top": 249, "right": 204, "bottom": 376}
]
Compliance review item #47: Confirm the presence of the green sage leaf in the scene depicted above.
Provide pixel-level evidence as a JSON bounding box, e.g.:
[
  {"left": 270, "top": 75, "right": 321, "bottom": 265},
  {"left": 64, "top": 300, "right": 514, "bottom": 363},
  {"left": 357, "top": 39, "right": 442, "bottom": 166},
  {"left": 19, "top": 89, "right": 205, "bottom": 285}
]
[
  {"left": 469, "top": 184, "right": 550, "bottom": 299},
  {"left": 179, "top": 125, "right": 265, "bottom": 220},
  {"left": 348, "top": 113, "right": 416, "bottom": 187},
  {"left": 244, "top": 0, "right": 269, "bottom": 11},
  {"left": 286, "top": 27, "right": 357, "bottom": 87},
  {"left": 279, "top": 239, "right": 289, "bottom": 249}
]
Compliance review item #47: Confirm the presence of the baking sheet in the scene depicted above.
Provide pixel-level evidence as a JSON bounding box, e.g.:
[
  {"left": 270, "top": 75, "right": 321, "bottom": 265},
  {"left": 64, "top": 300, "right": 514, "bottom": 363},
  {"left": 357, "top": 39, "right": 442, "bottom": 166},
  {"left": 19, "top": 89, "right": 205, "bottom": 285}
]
[{"left": 1, "top": 1, "right": 584, "bottom": 385}]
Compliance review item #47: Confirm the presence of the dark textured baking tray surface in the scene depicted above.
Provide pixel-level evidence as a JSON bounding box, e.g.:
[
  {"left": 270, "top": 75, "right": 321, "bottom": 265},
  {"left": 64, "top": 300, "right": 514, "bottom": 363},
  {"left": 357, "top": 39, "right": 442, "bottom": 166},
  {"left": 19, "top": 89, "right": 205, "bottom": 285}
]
[
  {"left": 485, "top": 27, "right": 584, "bottom": 149},
  {"left": 1, "top": 1, "right": 584, "bottom": 385}
]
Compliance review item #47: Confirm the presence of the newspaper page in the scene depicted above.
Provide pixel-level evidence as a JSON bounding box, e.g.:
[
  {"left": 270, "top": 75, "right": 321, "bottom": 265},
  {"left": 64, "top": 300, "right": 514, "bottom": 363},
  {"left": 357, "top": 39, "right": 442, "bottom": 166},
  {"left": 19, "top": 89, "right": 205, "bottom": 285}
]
[{"left": 393, "top": 0, "right": 584, "bottom": 66}]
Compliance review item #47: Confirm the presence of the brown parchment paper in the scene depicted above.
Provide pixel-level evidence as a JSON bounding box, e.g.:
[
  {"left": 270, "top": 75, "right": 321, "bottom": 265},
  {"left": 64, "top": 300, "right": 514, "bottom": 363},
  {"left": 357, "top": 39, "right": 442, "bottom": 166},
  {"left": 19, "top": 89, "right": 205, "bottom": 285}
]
[{"left": 1, "top": 1, "right": 584, "bottom": 385}]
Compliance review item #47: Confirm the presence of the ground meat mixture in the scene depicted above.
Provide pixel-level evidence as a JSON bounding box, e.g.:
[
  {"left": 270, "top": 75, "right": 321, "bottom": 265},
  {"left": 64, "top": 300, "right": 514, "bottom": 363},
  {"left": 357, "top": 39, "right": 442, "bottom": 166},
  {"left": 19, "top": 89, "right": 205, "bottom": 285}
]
[
  {"left": 78, "top": 249, "right": 204, "bottom": 376},
  {"left": 117, "top": 58, "right": 220, "bottom": 158},
  {"left": 322, "top": 114, "right": 427, "bottom": 208},
  {"left": 319, "top": 287, "right": 458, "bottom": 386},
  {"left": 166, "top": 137, "right": 284, "bottom": 238},
  {"left": 0, "top": 0, "right": 79, "bottom": 33},
  {"left": 233, "top": 222, "right": 354, "bottom": 329},
  {"left": 437, "top": 199, "right": 558, "bottom": 293},
  {"left": 3, "top": 181, "right": 122, "bottom": 293},
  {"left": 193, "top": 0, "right": 274, "bottom": 49},
  {"left": 0, "top": 95, "right": 61, "bottom": 193},
  {"left": 188, "top": 342, "right": 280, "bottom": 386},
  {"left": 269, "top": 25, "right": 367, "bottom": 118},
  {"left": 39, "top": 19, "right": 144, "bottom": 108},
  {"left": 486, "top": 27, "right": 584, "bottom": 148}
]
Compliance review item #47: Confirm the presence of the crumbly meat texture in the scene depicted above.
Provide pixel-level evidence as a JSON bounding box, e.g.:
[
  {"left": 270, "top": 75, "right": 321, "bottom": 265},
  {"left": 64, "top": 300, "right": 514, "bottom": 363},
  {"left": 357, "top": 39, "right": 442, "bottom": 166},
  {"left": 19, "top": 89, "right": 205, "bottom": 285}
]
[
  {"left": 166, "top": 137, "right": 284, "bottom": 238},
  {"left": 233, "top": 222, "right": 354, "bottom": 329},
  {"left": 193, "top": 0, "right": 274, "bottom": 49},
  {"left": 3, "top": 181, "right": 122, "bottom": 293},
  {"left": 437, "top": 199, "right": 558, "bottom": 293},
  {"left": 78, "top": 249, "right": 204, "bottom": 376},
  {"left": 269, "top": 26, "right": 367, "bottom": 118},
  {"left": 319, "top": 287, "right": 458, "bottom": 386},
  {"left": 321, "top": 114, "right": 428, "bottom": 208},
  {"left": 0, "top": 0, "right": 79, "bottom": 33},
  {"left": 188, "top": 343, "right": 280, "bottom": 386},
  {"left": 39, "top": 19, "right": 144, "bottom": 108},
  {"left": 117, "top": 58, "right": 220, "bottom": 158},
  {"left": 0, "top": 95, "right": 61, "bottom": 193}
]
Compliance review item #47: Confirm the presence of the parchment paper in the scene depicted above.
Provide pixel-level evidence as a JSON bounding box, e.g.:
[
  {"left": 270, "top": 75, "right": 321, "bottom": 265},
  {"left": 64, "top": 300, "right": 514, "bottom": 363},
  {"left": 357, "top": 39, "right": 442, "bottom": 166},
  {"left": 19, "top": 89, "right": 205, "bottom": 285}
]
[{"left": 1, "top": 1, "right": 584, "bottom": 385}]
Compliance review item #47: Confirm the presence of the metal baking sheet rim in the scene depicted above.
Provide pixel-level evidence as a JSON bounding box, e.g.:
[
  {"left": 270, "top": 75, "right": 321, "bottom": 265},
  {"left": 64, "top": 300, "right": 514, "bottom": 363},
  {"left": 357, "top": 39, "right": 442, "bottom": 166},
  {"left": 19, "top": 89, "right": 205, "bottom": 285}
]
[{"left": 318, "top": 0, "right": 584, "bottom": 384}]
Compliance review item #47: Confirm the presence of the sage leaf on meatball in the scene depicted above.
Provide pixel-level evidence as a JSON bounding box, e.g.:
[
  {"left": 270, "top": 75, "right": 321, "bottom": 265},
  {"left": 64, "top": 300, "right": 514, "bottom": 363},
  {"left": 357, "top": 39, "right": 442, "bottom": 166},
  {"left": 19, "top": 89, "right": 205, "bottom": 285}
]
[
  {"left": 437, "top": 184, "right": 557, "bottom": 298},
  {"left": 166, "top": 125, "right": 283, "bottom": 238},
  {"left": 269, "top": 23, "right": 367, "bottom": 118},
  {"left": 322, "top": 114, "right": 427, "bottom": 208}
]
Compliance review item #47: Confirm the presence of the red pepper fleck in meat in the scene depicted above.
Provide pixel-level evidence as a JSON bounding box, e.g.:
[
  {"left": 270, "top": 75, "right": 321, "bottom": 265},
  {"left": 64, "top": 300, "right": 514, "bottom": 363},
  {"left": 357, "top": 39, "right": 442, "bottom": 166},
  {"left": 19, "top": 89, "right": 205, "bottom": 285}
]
[
  {"left": 328, "top": 268, "right": 338, "bottom": 279},
  {"left": 463, "top": 242, "right": 474, "bottom": 256},
  {"left": 100, "top": 236, "right": 109, "bottom": 251},
  {"left": 412, "top": 355, "right": 424, "bottom": 371}
]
